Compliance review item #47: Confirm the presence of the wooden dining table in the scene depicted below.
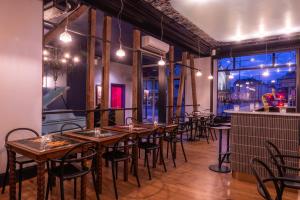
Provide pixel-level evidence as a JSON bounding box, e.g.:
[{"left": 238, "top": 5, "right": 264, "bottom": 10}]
[{"left": 7, "top": 134, "right": 84, "bottom": 200}]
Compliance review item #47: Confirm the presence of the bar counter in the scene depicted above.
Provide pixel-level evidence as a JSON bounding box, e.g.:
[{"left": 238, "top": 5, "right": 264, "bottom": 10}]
[{"left": 225, "top": 108, "right": 300, "bottom": 180}]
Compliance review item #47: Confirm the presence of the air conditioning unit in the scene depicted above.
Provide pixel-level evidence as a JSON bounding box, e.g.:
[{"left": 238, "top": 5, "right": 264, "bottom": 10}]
[{"left": 142, "top": 36, "right": 170, "bottom": 54}]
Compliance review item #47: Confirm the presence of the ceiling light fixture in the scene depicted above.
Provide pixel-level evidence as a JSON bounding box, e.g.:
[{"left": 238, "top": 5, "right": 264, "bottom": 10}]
[
  {"left": 228, "top": 74, "right": 234, "bottom": 79},
  {"left": 208, "top": 74, "right": 213, "bottom": 80},
  {"left": 158, "top": 57, "right": 166, "bottom": 66},
  {"left": 59, "top": 1, "right": 72, "bottom": 43},
  {"left": 196, "top": 70, "right": 202, "bottom": 77},
  {"left": 73, "top": 56, "right": 80, "bottom": 63},
  {"left": 262, "top": 70, "right": 270, "bottom": 77},
  {"left": 250, "top": 58, "right": 255, "bottom": 62},
  {"left": 43, "top": 50, "right": 49, "bottom": 56},
  {"left": 64, "top": 52, "right": 71, "bottom": 59},
  {"left": 116, "top": 0, "right": 126, "bottom": 58}
]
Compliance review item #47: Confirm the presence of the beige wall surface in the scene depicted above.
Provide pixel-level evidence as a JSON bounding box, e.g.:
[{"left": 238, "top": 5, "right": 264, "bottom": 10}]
[{"left": 0, "top": 0, "right": 43, "bottom": 173}]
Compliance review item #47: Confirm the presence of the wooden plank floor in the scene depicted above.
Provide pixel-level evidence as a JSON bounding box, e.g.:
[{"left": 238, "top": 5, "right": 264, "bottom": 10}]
[{"left": 1, "top": 139, "right": 299, "bottom": 200}]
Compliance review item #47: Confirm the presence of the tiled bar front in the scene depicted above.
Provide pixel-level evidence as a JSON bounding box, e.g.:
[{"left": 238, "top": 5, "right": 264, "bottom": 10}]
[{"left": 230, "top": 113, "right": 300, "bottom": 178}]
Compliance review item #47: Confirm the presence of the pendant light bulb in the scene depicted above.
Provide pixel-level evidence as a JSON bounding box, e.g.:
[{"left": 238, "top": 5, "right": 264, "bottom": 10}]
[
  {"left": 208, "top": 74, "right": 214, "bottom": 80},
  {"left": 196, "top": 70, "right": 202, "bottom": 77},
  {"left": 116, "top": 45, "right": 126, "bottom": 58},
  {"left": 158, "top": 57, "right": 165, "bottom": 66},
  {"left": 59, "top": 27, "right": 72, "bottom": 43}
]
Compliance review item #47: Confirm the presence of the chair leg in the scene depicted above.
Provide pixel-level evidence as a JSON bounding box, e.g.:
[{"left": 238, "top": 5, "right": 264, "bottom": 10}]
[
  {"left": 46, "top": 174, "right": 52, "bottom": 200},
  {"left": 205, "top": 130, "right": 210, "bottom": 144},
  {"left": 18, "top": 164, "right": 23, "bottom": 200},
  {"left": 209, "top": 129, "right": 215, "bottom": 141},
  {"left": 166, "top": 141, "right": 169, "bottom": 158},
  {"left": 170, "top": 142, "right": 176, "bottom": 168},
  {"left": 133, "top": 158, "right": 141, "bottom": 187},
  {"left": 111, "top": 161, "right": 118, "bottom": 200},
  {"left": 214, "top": 130, "right": 217, "bottom": 140},
  {"left": 91, "top": 167, "right": 100, "bottom": 200},
  {"left": 116, "top": 162, "right": 118, "bottom": 180},
  {"left": 1, "top": 161, "right": 9, "bottom": 194},
  {"left": 180, "top": 140, "right": 188, "bottom": 162},
  {"left": 73, "top": 178, "right": 77, "bottom": 199},
  {"left": 60, "top": 178, "right": 65, "bottom": 200},
  {"left": 145, "top": 151, "right": 152, "bottom": 180},
  {"left": 159, "top": 148, "right": 167, "bottom": 172}
]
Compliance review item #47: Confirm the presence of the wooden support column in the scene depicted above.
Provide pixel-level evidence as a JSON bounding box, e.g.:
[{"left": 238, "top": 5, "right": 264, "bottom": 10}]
[
  {"left": 101, "top": 16, "right": 112, "bottom": 127},
  {"left": 190, "top": 54, "right": 198, "bottom": 112},
  {"left": 176, "top": 52, "right": 188, "bottom": 117},
  {"left": 132, "top": 29, "right": 142, "bottom": 121},
  {"left": 168, "top": 46, "right": 174, "bottom": 122},
  {"left": 86, "top": 8, "right": 96, "bottom": 129}
]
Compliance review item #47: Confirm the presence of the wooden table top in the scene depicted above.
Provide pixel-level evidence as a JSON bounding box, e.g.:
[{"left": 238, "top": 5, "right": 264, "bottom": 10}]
[{"left": 7, "top": 134, "right": 83, "bottom": 158}]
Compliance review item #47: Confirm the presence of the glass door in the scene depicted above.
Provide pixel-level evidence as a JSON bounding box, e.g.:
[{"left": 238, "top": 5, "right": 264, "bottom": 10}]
[{"left": 143, "top": 79, "right": 158, "bottom": 122}]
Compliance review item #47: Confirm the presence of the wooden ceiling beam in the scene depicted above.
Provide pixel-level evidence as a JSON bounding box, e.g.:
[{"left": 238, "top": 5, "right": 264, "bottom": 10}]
[{"left": 44, "top": 5, "right": 88, "bottom": 44}]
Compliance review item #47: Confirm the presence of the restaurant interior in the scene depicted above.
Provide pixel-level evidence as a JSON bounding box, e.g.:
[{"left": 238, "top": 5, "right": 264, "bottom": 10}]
[{"left": 1, "top": 0, "right": 300, "bottom": 199}]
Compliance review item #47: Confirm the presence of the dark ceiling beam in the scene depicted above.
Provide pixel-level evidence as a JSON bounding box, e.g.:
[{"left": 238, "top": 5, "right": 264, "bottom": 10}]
[
  {"left": 82, "top": 0, "right": 212, "bottom": 56},
  {"left": 216, "top": 34, "right": 300, "bottom": 58}
]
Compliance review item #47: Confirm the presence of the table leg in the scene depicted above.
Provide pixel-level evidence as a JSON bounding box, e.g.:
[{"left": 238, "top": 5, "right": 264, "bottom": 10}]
[
  {"left": 96, "top": 144, "right": 103, "bottom": 194},
  {"left": 124, "top": 140, "right": 129, "bottom": 181},
  {"left": 224, "top": 129, "right": 231, "bottom": 163},
  {"left": 36, "top": 161, "right": 46, "bottom": 200},
  {"left": 159, "top": 136, "right": 164, "bottom": 165},
  {"left": 208, "top": 129, "right": 231, "bottom": 173},
  {"left": 152, "top": 135, "right": 157, "bottom": 168},
  {"left": 218, "top": 130, "right": 223, "bottom": 168},
  {"left": 8, "top": 149, "right": 16, "bottom": 200},
  {"left": 80, "top": 170, "right": 87, "bottom": 200}
]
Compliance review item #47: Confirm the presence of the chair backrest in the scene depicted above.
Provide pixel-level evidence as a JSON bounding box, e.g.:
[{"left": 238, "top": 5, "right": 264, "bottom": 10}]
[
  {"left": 250, "top": 158, "right": 281, "bottom": 200},
  {"left": 125, "top": 117, "right": 138, "bottom": 125},
  {"left": 60, "top": 122, "right": 83, "bottom": 135},
  {"left": 265, "top": 140, "right": 286, "bottom": 176},
  {"left": 53, "top": 141, "right": 97, "bottom": 175},
  {"left": 5, "top": 128, "right": 39, "bottom": 145},
  {"left": 104, "top": 134, "right": 136, "bottom": 151}
]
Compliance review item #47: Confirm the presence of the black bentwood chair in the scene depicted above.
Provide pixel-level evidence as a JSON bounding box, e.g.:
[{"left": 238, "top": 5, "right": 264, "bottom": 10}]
[
  {"left": 250, "top": 157, "right": 283, "bottom": 200},
  {"left": 102, "top": 135, "right": 140, "bottom": 200},
  {"left": 46, "top": 141, "right": 99, "bottom": 200},
  {"left": 265, "top": 141, "right": 300, "bottom": 192},
  {"left": 164, "top": 124, "right": 187, "bottom": 168},
  {"left": 1, "top": 128, "right": 39, "bottom": 200},
  {"left": 60, "top": 122, "right": 84, "bottom": 135},
  {"left": 138, "top": 128, "right": 167, "bottom": 180}
]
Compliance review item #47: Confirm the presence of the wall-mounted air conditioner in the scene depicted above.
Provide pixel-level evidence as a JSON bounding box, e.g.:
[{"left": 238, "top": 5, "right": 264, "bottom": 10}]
[{"left": 141, "top": 36, "right": 169, "bottom": 54}]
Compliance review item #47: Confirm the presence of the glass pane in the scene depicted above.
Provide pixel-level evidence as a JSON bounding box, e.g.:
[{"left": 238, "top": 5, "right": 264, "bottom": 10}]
[
  {"left": 235, "top": 53, "right": 273, "bottom": 69},
  {"left": 217, "top": 64, "right": 296, "bottom": 115},
  {"left": 218, "top": 58, "right": 233, "bottom": 70},
  {"left": 275, "top": 50, "right": 296, "bottom": 66}
]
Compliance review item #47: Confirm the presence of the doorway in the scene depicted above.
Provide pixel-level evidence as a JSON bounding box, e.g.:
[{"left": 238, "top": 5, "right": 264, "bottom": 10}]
[{"left": 111, "top": 84, "right": 125, "bottom": 108}]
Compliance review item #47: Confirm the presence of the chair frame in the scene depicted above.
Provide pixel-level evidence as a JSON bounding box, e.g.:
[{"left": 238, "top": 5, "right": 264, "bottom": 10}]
[{"left": 1, "top": 128, "right": 39, "bottom": 200}]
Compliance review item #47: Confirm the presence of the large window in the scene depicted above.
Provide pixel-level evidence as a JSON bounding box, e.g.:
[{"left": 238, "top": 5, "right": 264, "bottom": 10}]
[{"left": 217, "top": 50, "right": 296, "bottom": 115}]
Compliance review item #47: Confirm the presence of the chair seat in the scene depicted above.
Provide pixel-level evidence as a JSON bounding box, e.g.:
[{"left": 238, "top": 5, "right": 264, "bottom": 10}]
[
  {"left": 15, "top": 156, "right": 34, "bottom": 164},
  {"left": 283, "top": 175, "right": 300, "bottom": 189},
  {"left": 50, "top": 164, "right": 89, "bottom": 180},
  {"left": 102, "top": 151, "right": 130, "bottom": 162},
  {"left": 138, "top": 142, "right": 159, "bottom": 150}
]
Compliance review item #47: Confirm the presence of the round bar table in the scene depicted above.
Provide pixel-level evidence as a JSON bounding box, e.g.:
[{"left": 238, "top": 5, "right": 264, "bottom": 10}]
[{"left": 209, "top": 126, "right": 231, "bottom": 173}]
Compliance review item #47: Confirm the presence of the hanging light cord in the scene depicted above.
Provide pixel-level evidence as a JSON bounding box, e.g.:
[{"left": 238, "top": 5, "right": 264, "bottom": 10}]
[
  {"left": 117, "top": 0, "right": 124, "bottom": 47},
  {"left": 65, "top": 0, "right": 69, "bottom": 30}
]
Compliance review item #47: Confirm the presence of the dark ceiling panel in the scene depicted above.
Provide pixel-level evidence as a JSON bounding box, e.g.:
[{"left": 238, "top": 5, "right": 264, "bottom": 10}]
[{"left": 81, "top": 0, "right": 212, "bottom": 56}]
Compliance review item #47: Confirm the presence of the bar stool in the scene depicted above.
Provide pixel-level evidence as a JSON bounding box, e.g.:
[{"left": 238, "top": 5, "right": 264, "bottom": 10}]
[
  {"left": 208, "top": 126, "right": 231, "bottom": 173},
  {"left": 1, "top": 128, "right": 39, "bottom": 200}
]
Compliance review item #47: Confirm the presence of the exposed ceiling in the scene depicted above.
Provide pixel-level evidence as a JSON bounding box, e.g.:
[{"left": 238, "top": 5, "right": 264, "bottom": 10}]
[{"left": 170, "top": 0, "right": 300, "bottom": 43}]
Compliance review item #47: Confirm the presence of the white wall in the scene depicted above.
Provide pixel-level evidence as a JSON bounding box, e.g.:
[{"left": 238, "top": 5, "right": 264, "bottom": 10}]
[
  {"left": 0, "top": 0, "right": 43, "bottom": 172},
  {"left": 185, "top": 57, "right": 213, "bottom": 114},
  {"left": 95, "top": 61, "right": 133, "bottom": 119}
]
